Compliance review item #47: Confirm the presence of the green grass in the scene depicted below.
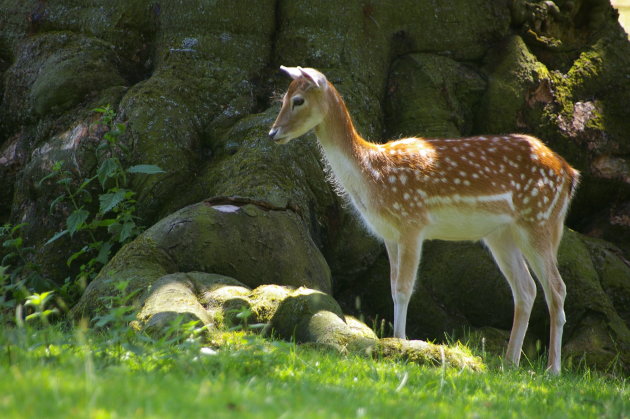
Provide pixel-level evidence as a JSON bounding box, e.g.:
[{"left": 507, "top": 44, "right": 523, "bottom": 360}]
[{"left": 0, "top": 323, "right": 628, "bottom": 419}]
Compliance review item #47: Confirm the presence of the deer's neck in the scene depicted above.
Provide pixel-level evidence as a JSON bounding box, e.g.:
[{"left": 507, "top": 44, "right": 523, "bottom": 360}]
[{"left": 314, "top": 87, "right": 372, "bottom": 184}]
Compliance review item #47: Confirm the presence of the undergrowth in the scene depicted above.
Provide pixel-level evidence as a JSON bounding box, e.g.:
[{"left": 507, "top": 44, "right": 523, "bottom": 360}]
[{"left": 1, "top": 105, "right": 163, "bottom": 320}]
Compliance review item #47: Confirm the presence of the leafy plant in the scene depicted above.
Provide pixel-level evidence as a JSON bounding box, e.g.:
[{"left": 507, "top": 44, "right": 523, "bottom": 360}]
[
  {"left": 226, "top": 305, "right": 267, "bottom": 332},
  {"left": 92, "top": 279, "right": 140, "bottom": 331},
  {"left": 24, "top": 291, "right": 58, "bottom": 325},
  {"left": 0, "top": 223, "right": 47, "bottom": 309},
  {"left": 41, "top": 105, "right": 164, "bottom": 293}
]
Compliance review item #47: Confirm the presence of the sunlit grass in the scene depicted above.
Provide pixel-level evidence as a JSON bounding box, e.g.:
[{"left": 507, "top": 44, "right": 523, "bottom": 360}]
[{"left": 0, "top": 322, "right": 628, "bottom": 418}]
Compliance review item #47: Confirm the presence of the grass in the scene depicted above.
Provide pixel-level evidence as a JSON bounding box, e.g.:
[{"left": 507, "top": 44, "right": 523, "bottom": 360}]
[{"left": 0, "top": 321, "right": 628, "bottom": 419}]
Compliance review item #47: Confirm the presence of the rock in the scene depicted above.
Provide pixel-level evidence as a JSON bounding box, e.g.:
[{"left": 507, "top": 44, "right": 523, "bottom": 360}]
[
  {"left": 376, "top": 338, "right": 484, "bottom": 371},
  {"left": 476, "top": 35, "right": 551, "bottom": 135},
  {"left": 131, "top": 275, "right": 484, "bottom": 370},
  {"left": 584, "top": 237, "right": 630, "bottom": 326},
  {"left": 72, "top": 200, "right": 331, "bottom": 319},
  {"left": 467, "top": 327, "right": 511, "bottom": 357},
  {"left": 137, "top": 273, "right": 217, "bottom": 338},
  {"left": 268, "top": 287, "right": 345, "bottom": 342},
  {"left": 385, "top": 53, "right": 486, "bottom": 138},
  {"left": 563, "top": 314, "right": 627, "bottom": 373},
  {"left": 249, "top": 285, "right": 294, "bottom": 324}
]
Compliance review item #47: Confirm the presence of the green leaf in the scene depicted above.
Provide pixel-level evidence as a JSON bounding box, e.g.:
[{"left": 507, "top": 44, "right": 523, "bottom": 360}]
[
  {"left": 49, "top": 194, "right": 66, "bottom": 214},
  {"left": 112, "top": 123, "right": 126, "bottom": 136},
  {"left": 89, "top": 219, "right": 117, "bottom": 228},
  {"left": 66, "top": 209, "right": 90, "bottom": 236},
  {"left": 25, "top": 313, "right": 40, "bottom": 322},
  {"left": 25, "top": 291, "right": 55, "bottom": 308},
  {"left": 127, "top": 164, "right": 165, "bottom": 174},
  {"left": 38, "top": 162, "right": 63, "bottom": 186},
  {"left": 10, "top": 223, "right": 28, "bottom": 234},
  {"left": 107, "top": 221, "right": 121, "bottom": 237},
  {"left": 67, "top": 246, "right": 88, "bottom": 267},
  {"left": 77, "top": 175, "right": 97, "bottom": 193},
  {"left": 119, "top": 221, "right": 136, "bottom": 243},
  {"left": 97, "top": 158, "right": 120, "bottom": 187},
  {"left": 95, "top": 242, "right": 113, "bottom": 265},
  {"left": 99, "top": 189, "right": 127, "bottom": 214},
  {"left": 2, "top": 238, "right": 23, "bottom": 249},
  {"left": 45, "top": 230, "right": 69, "bottom": 246}
]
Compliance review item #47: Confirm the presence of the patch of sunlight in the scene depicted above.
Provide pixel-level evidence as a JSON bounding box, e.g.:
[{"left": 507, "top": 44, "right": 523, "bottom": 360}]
[{"left": 612, "top": 0, "right": 630, "bottom": 37}]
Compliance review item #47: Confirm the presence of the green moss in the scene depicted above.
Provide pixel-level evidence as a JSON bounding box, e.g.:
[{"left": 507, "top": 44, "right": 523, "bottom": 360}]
[
  {"left": 29, "top": 33, "right": 126, "bottom": 116},
  {"left": 546, "top": 37, "right": 630, "bottom": 155},
  {"left": 72, "top": 202, "right": 332, "bottom": 320},
  {"left": 385, "top": 53, "right": 486, "bottom": 138},
  {"left": 70, "top": 234, "right": 175, "bottom": 319},
  {"left": 421, "top": 241, "right": 515, "bottom": 331},
  {"left": 581, "top": 236, "right": 630, "bottom": 326},
  {"left": 269, "top": 287, "right": 345, "bottom": 342},
  {"left": 477, "top": 35, "right": 550, "bottom": 134},
  {"left": 249, "top": 285, "right": 293, "bottom": 323},
  {"left": 376, "top": 338, "right": 485, "bottom": 371},
  {"left": 148, "top": 202, "right": 331, "bottom": 292},
  {"left": 136, "top": 273, "right": 216, "bottom": 337},
  {"left": 558, "top": 230, "right": 630, "bottom": 373}
]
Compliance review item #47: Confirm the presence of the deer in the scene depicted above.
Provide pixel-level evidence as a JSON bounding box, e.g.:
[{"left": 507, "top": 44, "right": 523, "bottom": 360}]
[{"left": 269, "top": 66, "right": 580, "bottom": 374}]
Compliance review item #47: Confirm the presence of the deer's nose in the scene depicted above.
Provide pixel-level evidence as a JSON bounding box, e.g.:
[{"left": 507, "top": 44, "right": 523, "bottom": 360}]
[{"left": 269, "top": 127, "right": 279, "bottom": 140}]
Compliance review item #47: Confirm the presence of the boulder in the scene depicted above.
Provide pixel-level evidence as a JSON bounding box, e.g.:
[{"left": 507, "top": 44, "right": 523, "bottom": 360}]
[
  {"left": 72, "top": 200, "right": 332, "bottom": 319},
  {"left": 129, "top": 272, "right": 484, "bottom": 370},
  {"left": 385, "top": 53, "right": 486, "bottom": 138}
]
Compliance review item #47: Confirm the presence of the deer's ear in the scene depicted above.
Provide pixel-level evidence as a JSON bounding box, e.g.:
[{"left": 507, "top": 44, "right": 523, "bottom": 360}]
[
  {"left": 279, "top": 65, "right": 327, "bottom": 89},
  {"left": 280, "top": 65, "right": 304, "bottom": 80},
  {"left": 299, "top": 67, "right": 327, "bottom": 89}
]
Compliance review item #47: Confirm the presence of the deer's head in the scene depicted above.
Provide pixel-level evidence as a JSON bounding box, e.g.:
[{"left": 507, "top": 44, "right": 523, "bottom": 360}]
[{"left": 269, "top": 66, "right": 329, "bottom": 144}]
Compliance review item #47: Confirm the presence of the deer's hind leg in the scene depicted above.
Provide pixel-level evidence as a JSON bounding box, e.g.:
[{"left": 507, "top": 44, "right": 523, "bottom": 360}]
[{"left": 517, "top": 224, "right": 567, "bottom": 375}]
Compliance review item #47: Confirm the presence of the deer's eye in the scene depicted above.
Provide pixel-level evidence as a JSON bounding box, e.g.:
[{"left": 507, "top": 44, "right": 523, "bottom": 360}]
[{"left": 292, "top": 96, "right": 305, "bottom": 108}]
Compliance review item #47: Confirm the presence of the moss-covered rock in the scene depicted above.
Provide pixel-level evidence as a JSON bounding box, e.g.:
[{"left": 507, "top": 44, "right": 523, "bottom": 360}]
[
  {"left": 72, "top": 199, "right": 332, "bottom": 319},
  {"left": 130, "top": 273, "right": 484, "bottom": 370},
  {"left": 136, "top": 272, "right": 216, "bottom": 337},
  {"left": 1, "top": 32, "right": 127, "bottom": 130},
  {"left": 385, "top": 53, "right": 486, "bottom": 138},
  {"left": 476, "top": 35, "right": 551, "bottom": 135},
  {"left": 268, "top": 287, "right": 345, "bottom": 342},
  {"left": 376, "top": 338, "right": 484, "bottom": 371},
  {"left": 583, "top": 237, "right": 630, "bottom": 326}
]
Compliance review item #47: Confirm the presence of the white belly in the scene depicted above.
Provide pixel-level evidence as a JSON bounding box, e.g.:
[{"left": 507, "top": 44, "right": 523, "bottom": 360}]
[{"left": 423, "top": 207, "right": 513, "bottom": 241}]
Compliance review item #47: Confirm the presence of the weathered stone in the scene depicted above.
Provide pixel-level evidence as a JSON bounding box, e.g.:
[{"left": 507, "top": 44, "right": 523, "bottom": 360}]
[
  {"left": 268, "top": 287, "right": 345, "bottom": 342},
  {"left": 385, "top": 53, "right": 486, "bottom": 138},
  {"left": 136, "top": 272, "right": 216, "bottom": 338},
  {"left": 72, "top": 200, "right": 332, "bottom": 320},
  {"left": 476, "top": 35, "right": 550, "bottom": 135},
  {"left": 376, "top": 338, "right": 484, "bottom": 371}
]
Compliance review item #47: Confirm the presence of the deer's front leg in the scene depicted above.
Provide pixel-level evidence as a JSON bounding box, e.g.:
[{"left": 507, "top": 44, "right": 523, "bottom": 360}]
[
  {"left": 384, "top": 239, "right": 399, "bottom": 300},
  {"left": 387, "top": 236, "right": 423, "bottom": 339}
]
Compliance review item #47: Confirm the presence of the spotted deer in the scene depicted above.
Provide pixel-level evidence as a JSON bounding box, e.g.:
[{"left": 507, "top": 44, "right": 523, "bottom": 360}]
[{"left": 269, "top": 66, "right": 579, "bottom": 374}]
